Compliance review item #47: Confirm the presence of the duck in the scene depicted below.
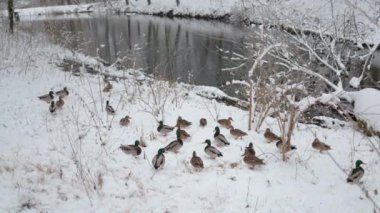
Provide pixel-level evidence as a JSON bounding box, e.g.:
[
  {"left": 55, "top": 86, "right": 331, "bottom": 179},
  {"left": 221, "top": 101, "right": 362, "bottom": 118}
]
[
  {"left": 49, "top": 101, "right": 56, "bottom": 113},
  {"left": 157, "top": 121, "right": 174, "bottom": 136},
  {"left": 177, "top": 116, "right": 192, "bottom": 128},
  {"left": 264, "top": 128, "right": 281, "bottom": 143},
  {"left": 119, "top": 115, "right": 131, "bottom": 126},
  {"left": 242, "top": 149, "right": 264, "bottom": 169},
  {"left": 176, "top": 126, "right": 190, "bottom": 140},
  {"left": 105, "top": 100, "right": 115, "bottom": 115},
  {"left": 218, "top": 117, "right": 233, "bottom": 129},
  {"left": 347, "top": 160, "right": 365, "bottom": 183},
  {"left": 152, "top": 148, "right": 166, "bottom": 170},
  {"left": 312, "top": 138, "right": 331, "bottom": 153},
  {"left": 56, "top": 96, "right": 64, "bottom": 109},
  {"left": 56, "top": 87, "right": 69, "bottom": 98},
  {"left": 119, "top": 140, "right": 142, "bottom": 156},
  {"left": 276, "top": 139, "right": 297, "bottom": 153},
  {"left": 103, "top": 81, "right": 113, "bottom": 92},
  {"left": 203, "top": 139, "right": 223, "bottom": 158},
  {"left": 214, "top": 126, "right": 230, "bottom": 146},
  {"left": 230, "top": 126, "right": 247, "bottom": 139},
  {"left": 164, "top": 132, "right": 183, "bottom": 153},
  {"left": 191, "top": 151, "right": 204, "bottom": 170},
  {"left": 199, "top": 118, "right": 207, "bottom": 127},
  {"left": 245, "top": 142, "right": 255, "bottom": 156},
  {"left": 39, "top": 91, "right": 54, "bottom": 103}
]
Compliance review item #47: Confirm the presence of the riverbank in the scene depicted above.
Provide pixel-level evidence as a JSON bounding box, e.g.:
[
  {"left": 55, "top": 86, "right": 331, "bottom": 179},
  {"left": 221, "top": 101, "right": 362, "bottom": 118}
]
[
  {"left": 1, "top": 0, "right": 379, "bottom": 45},
  {"left": 1, "top": 22, "right": 380, "bottom": 212}
]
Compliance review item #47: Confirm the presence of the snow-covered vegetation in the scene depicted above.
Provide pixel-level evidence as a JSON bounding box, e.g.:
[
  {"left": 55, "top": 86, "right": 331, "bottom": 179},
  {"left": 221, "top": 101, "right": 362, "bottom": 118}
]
[{"left": 0, "top": 0, "right": 380, "bottom": 212}]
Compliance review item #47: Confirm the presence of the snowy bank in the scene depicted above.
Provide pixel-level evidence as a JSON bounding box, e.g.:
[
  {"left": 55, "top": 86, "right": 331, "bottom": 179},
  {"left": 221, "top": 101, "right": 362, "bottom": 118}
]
[
  {"left": 0, "top": 4, "right": 95, "bottom": 17},
  {"left": 2, "top": 0, "right": 379, "bottom": 43},
  {"left": 119, "top": 0, "right": 380, "bottom": 44},
  {"left": 0, "top": 29, "right": 379, "bottom": 212},
  {"left": 352, "top": 88, "right": 380, "bottom": 132}
]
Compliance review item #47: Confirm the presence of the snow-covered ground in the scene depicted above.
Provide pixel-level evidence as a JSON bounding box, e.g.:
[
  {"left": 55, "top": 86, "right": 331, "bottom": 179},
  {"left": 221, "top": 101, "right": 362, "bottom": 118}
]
[
  {"left": 0, "top": 4, "right": 95, "bottom": 16},
  {"left": 0, "top": 29, "right": 379, "bottom": 212}
]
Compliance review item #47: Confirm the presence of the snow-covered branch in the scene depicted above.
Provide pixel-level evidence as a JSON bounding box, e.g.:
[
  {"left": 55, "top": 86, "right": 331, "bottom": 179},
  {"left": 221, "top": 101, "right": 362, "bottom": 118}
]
[{"left": 248, "top": 43, "right": 282, "bottom": 78}]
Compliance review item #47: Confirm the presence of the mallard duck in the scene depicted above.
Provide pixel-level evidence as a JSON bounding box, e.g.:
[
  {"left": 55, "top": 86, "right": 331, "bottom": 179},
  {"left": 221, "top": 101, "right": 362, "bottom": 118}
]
[
  {"left": 176, "top": 126, "right": 190, "bottom": 140},
  {"left": 347, "top": 160, "right": 365, "bottom": 183},
  {"left": 56, "top": 96, "right": 64, "bottom": 109},
  {"left": 152, "top": 148, "right": 166, "bottom": 170},
  {"left": 49, "top": 101, "right": 56, "bottom": 113},
  {"left": 218, "top": 117, "right": 233, "bottom": 129},
  {"left": 120, "top": 140, "right": 142, "bottom": 156},
  {"left": 39, "top": 91, "right": 54, "bottom": 103},
  {"left": 242, "top": 149, "right": 264, "bottom": 169},
  {"left": 264, "top": 128, "right": 281, "bottom": 143},
  {"left": 312, "top": 138, "right": 331, "bottom": 152},
  {"left": 164, "top": 132, "right": 183, "bottom": 153},
  {"left": 276, "top": 139, "right": 297, "bottom": 153},
  {"left": 245, "top": 142, "right": 255, "bottom": 156},
  {"left": 200, "top": 118, "right": 207, "bottom": 127},
  {"left": 105, "top": 100, "right": 115, "bottom": 115},
  {"left": 177, "top": 116, "right": 192, "bottom": 128},
  {"left": 214, "top": 126, "right": 230, "bottom": 146},
  {"left": 230, "top": 126, "right": 247, "bottom": 139},
  {"left": 120, "top": 115, "right": 131, "bottom": 126},
  {"left": 56, "top": 87, "right": 69, "bottom": 98},
  {"left": 103, "top": 81, "right": 113, "bottom": 92},
  {"left": 203, "top": 139, "right": 223, "bottom": 158},
  {"left": 157, "top": 121, "right": 174, "bottom": 136},
  {"left": 191, "top": 151, "right": 204, "bottom": 170}
]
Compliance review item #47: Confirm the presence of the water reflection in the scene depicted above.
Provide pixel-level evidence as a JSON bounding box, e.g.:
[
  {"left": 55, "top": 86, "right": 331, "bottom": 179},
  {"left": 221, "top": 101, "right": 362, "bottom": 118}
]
[{"left": 19, "top": 13, "right": 251, "bottom": 86}]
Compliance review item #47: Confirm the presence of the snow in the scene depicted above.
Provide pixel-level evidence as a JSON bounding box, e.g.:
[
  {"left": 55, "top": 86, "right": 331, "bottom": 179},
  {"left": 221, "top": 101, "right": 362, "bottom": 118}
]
[
  {"left": 0, "top": 4, "right": 95, "bottom": 16},
  {"left": 352, "top": 88, "right": 380, "bottom": 132},
  {"left": 0, "top": 30, "right": 379, "bottom": 212},
  {"left": 350, "top": 77, "right": 361, "bottom": 88}
]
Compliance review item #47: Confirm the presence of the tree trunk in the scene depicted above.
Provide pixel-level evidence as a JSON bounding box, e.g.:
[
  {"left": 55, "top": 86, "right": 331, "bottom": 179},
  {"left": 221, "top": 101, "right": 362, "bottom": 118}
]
[
  {"left": 147, "top": 0, "right": 151, "bottom": 5},
  {"left": 126, "top": 0, "right": 129, "bottom": 5},
  {"left": 8, "top": 0, "right": 14, "bottom": 33},
  {"left": 176, "top": 0, "right": 180, "bottom": 6}
]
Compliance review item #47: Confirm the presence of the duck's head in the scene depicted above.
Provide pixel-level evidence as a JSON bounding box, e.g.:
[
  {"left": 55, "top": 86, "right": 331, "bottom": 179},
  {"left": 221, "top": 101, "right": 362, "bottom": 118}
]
[
  {"left": 214, "top": 126, "right": 220, "bottom": 133},
  {"left": 228, "top": 117, "right": 233, "bottom": 121},
  {"left": 106, "top": 100, "right": 110, "bottom": 105},
  {"left": 63, "top": 87, "right": 68, "bottom": 91},
  {"left": 51, "top": 101, "right": 55, "bottom": 106},
  {"left": 265, "top": 128, "right": 270, "bottom": 133},
  {"left": 248, "top": 142, "right": 253, "bottom": 148},
  {"left": 158, "top": 121, "right": 163, "bottom": 125},
  {"left": 125, "top": 115, "right": 131, "bottom": 120},
  {"left": 158, "top": 148, "right": 165, "bottom": 155},
  {"left": 178, "top": 116, "right": 182, "bottom": 120},
  {"left": 192, "top": 151, "right": 197, "bottom": 157},
  {"left": 355, "top": 160, "right": 365, "bottom": 168},
  {"left": 176, "top": 131, "right": 181, "bottom": 139},
  {"left": 134, "top": 140, "right": 140, "bottom": 146},
  {"left": 49, "top": 91, "right": 54, "bottom": 96},
  {"left": 203, "top": 139, "right": 211, "bottom": 146}
]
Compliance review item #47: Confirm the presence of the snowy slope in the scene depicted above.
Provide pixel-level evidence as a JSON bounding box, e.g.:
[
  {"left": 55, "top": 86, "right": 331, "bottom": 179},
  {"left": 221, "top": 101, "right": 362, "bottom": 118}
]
[
  {"left": 0, "top": 31, "right": 379, "bottom": 212},
  {"left": 352, "top": 88, "right": 380, "bottom": 132}
]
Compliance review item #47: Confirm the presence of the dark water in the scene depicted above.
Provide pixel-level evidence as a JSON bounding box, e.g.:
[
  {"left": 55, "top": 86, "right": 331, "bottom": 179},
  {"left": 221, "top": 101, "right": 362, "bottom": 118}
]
[{"left": 19, "top": 13, "right": 251, "bottom": 86}]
